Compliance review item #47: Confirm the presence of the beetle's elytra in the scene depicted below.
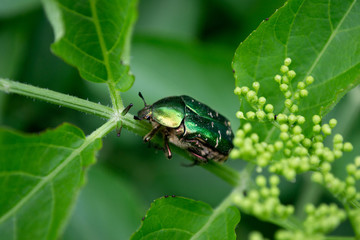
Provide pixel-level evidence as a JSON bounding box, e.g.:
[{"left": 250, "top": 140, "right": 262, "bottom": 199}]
[{"left": 135, "top": 93, "right": 234, "bottom": 163}]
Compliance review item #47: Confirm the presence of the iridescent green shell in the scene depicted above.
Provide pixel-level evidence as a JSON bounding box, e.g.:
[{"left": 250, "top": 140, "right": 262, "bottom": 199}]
[{"left": 150, "top": 95, "right": 233, "bottom": 155}]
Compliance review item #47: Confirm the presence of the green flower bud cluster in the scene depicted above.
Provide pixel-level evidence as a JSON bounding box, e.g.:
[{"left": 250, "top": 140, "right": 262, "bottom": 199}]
[
  {"left": 312, "top": 155, "right": 360, "bottom": 203},
  {"left": 303, "top": 203, "right": 346, "bottom": 234},
  {"left": 274, "top": 58, "right": 314, "bottom": 114},
  {"left": 234, "top": 82, "right": 275, "bottom": 122},
  {"left": 230, "top": 123, "right": 277, "bottom": 167},
  {"left": 232, "top": 175, "right": 294, "bottom": 221},
  {"left": 274, "top": 203, "right": 346, "bottom": 240}
]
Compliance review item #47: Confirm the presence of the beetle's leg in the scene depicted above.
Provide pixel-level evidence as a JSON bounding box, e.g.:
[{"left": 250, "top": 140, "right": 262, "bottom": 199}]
[
  {"left": 163, "top": 134, "right": 172, "bottom": 159},
  {"left": 143, "top": 123, "right": 161, "bottom": 142},
  {"left": 116, "top": 122, "right": 123, "bottom": 137},
  {"left": 121, "top": 103, "right": 133, "bottom": 116}
]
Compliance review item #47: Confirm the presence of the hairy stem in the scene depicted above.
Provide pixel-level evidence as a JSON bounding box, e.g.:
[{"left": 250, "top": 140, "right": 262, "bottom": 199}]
[{"left": 0, "top": 78, "right": 112, "bottom": 119}]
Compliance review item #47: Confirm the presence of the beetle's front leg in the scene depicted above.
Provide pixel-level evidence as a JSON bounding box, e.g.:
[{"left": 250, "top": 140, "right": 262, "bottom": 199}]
[
  {"left": 143, "top": 123, "right": 161, "bottom": 142},
  {"left": 163, "top": 134, "right": 172, "bottom": 159}
]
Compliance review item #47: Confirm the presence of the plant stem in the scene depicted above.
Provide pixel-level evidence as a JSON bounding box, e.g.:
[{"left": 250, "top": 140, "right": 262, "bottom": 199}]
[
  {"left": 0, "top": 78, "right": 113, "bottom": 119},
  {"left": 108, "top": 82, "right": 123, "bottom": 111}
]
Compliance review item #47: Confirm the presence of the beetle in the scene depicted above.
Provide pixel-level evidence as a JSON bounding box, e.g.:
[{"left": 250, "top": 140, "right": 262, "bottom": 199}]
[{"left": 134, "top": 93, "right": 234, "bottom": 163}]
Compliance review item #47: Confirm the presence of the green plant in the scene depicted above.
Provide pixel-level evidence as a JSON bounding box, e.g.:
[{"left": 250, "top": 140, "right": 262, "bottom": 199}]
[{"left": 1, "top": 0, "right": 360, "bottom": 239}]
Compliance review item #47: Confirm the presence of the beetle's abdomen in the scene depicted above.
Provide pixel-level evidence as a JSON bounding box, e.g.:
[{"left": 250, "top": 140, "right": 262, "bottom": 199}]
[{"left": 183, "top": 114, "right": 233, "bottom": 155}]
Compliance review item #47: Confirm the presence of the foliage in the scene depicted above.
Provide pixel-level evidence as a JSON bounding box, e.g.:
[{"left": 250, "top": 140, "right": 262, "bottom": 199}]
[{"left": 0, "top": 0, "right": 360, "bottom": 239}]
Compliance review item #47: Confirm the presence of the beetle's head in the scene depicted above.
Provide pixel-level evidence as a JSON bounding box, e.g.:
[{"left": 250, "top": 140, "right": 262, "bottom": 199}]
[{"left": 135, "top": 92, "right": 152, "bottom": 121}]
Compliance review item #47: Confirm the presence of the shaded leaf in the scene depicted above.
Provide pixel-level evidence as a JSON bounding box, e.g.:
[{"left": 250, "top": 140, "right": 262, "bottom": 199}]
[
  {"left": 233, "top": 0, "right": 360, "bottom": 138},
  {"left": 63, "top": 164, "right": 144, "bottom": 240},
  {"left": 131, "top": 196, "right": 240, "bottom": 240},
  {"left": 0, "top": 123, "right": 101, "bottom": 240},
  {"left": 42, "top": 0, "right": 138, "bottom": 91}
]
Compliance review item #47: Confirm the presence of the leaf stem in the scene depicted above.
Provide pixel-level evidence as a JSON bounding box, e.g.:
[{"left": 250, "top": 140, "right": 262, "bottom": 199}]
[
  {"left": 108, "top": 82, "right": 124, "bottom": 111},
  {"left": 0, "top": 78, "right": 112, "bottom": 119}
]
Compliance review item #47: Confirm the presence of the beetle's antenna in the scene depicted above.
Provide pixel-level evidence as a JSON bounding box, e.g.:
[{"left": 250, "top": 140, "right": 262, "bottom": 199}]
[{"left": 138, "top": 92, "right": 147, "bottom": 106}]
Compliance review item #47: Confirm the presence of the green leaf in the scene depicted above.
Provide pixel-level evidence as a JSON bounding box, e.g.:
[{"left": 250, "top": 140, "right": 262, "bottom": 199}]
[
  {"left": 131, "top": 196, "right": 240, "bottom": 240},
  {"left": 63, "top": 164, "right": 144, "bottom": 240},
  {"left": 42, "top": 0, "right": 138, "bottom": 91},
  {"left": 233, "top": 0, "right": 360, "bottom": 137},
  {"left": 0, "top": 123, "right": 102, "bottom": 240}
]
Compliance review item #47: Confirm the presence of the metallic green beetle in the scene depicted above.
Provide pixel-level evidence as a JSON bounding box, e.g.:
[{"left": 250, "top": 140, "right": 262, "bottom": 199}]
[{"left": 135, "top": 93, "right": 234, "bottom": 163}]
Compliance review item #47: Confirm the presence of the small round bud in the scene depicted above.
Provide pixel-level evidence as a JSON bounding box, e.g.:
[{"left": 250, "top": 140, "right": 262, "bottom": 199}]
[
  {"left": 265, "top": 104, "right": 274, "bottom": 113},
  {"left": 277, "top": 114, "right": 287, "bottom": 123},
  {"left": 285, "top": 99, "right": 292, "bottom": 109},
  {"left": 333, "top": 134, "right": 343, "bottom": 143},
  {"left": 246, "top": 111, "right": 256, "bottom": 120},
  {"left": 347, "top": 164, "right": 357, "bottom": 175},
  {"left": 329, "top": 119, "right": 337, "bottom": 128},
  {"left": 346, "top": 176, "right": 355, "bottom": 185},
  {"left": 256, "top": 110, "right": 266, "bottom": 120},
  {"left": 274, "top": 75, "right": 282, "bottom": 83},
  {"left": 290, "top": 104, "right": 299, "bottom": 113},
  {"left": 284, "top": 58, "right": 292, "bottom": 66},
  {"left": 267, "top": 113, "right": 275, "bottom": 121},
  {"left": 284, "top": 169, "right": 296, "bottom": 180},
  {"left": 300, "top": 89, "right": 308, "bottom": 97},
  {"left": 312, "top": 115, "right": 321, "bottom": 124},
  {"left": 282, "top": 76, "right": 289, "bottom": 84},
  {"left": 249, "top": 232, "right": 263, "bottom": 240},
  {"left": 270, "top": 175, "right": 280, "bottom": 186},
  {"left": 258, "top": 97, "right": 266, "bottom": 106},
  {"left": 249, "top": 190, "right": 259, "bottom": 201},
  {"left": 288, "top": 114, "right": 296, "bottom": 124},
  {"left": 297, "top": 82, "right": 306, "bottom": 89},
  {"left": 310, "top": 155, "right": 320, "bottom": 165},
  {"left": 284, "top": 91, "right": 292, "bottom": 98},
  {"left": 252, "top": 82, "right": 260, "bottom": 91},
  {"left": 297, "top": 115, "right": 305, "bottom": 125},
  {"left": 236, "top": 111, "right": 244, "bottom": 119},
  {"left": 312, "top": 172, "right": 323, "bottom": 183},
  {"left": 314, "top": 135, "right": 324, "bottom": 142},
  {"left": 306, "top": 76, "right": 314, "bottom": 85},
  {"left": 280, "top": 124, "right": 289, "bottom": 132},
  {"left": 234, "top": 87, "right": 242, "bottom": 95},
  {"left": 256, "top": 175, "right": 267, "bottom": 187},
  {"left": 274, "top": 141, "right": 284, "bottom": 150},
  {"left": 306, "top": 204, "right": 315, "bottom": 214},
  {"left": 321, "top": 162, "right": 332, "bottom": 173},
  {"left": 280, "top": 132, "right": 289, "bottom": 141},
  {"left": 241, "top": 86, "right": 249, "bottom": 95},
  {"left": 346, "top": 186, "right": 356, "bottom": 199},
  {"left": 333, "top": 150, "right": 343, "bottom": 159},
  {"left": 355, "top": 156, "right": 360, "bottom": 167},
  {"left": 251, "top": 133, "right": 259, "bottom": 143},
  {"left": 302, "top": 138, "right": 312, "bottom": 148},
  {"left": 322, "top": 124, "right": 332, "bottom": 135},
  {"left": 280, "top": 84, "right": 289, "bottom": 92},
  {"left": 247, "top": 90, "right": 257, "bottom": 100},
  {"left": 243, "top": 123, "right": 252, "bottom": 133},
  {"left": 288, "top": 70, "right": 296, "bottom": 79},
  {"left": 236, "top": 129, "right": 245, "bottom": 138},
  {"left": 293, "top": 125, "right": 302, "bottom": 135},
  {"left": 280, "top": 65, "right": 289, "bottom": 73},
  {"left": 294, "top": 92, "right": 300, "bottom": 100},
  {"left": 313, "top": 124, "right": 321, "bottom": 133},
  {"left": 344, "top": 142, "right": 353, "bottom": 152}
]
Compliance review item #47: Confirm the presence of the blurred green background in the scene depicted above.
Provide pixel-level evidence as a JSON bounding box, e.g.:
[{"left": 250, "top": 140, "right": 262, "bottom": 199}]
[{"left": 1, "top": 0, "right": 359, "bottom": 239}]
